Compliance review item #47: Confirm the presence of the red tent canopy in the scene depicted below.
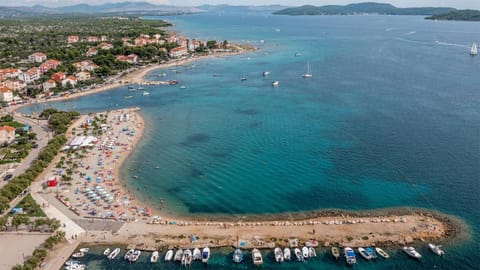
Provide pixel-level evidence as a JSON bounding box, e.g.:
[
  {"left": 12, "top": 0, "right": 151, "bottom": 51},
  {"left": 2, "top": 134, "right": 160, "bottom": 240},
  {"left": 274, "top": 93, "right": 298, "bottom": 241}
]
[{"left": 47, "top": 177, "right": 57, "bottom": 187}]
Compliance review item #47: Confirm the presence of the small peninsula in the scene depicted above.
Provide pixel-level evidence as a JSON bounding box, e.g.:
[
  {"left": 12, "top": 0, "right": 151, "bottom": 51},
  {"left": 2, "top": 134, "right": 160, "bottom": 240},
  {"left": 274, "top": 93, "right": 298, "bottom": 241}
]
[
  {"left": 273, "top": 2, "right": 455, "bottom": 16},
  {"left": 426, "top": 9, "right": 480, "bottom": 21}
]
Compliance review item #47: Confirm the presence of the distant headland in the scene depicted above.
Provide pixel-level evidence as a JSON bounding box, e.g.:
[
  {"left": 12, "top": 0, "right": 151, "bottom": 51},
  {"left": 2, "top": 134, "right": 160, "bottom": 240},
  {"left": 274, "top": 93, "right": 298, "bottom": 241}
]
[{"left": 273, "top": 2, "right": 480, "bottom": 22}]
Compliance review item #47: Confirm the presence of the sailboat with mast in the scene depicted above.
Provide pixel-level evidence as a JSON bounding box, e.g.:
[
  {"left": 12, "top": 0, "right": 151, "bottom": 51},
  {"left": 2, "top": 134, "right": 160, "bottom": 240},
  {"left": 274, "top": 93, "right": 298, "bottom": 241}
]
[
  {"left": 301, "top": 62, "right": 313, "bottom": 78},
  {"left": 471, "top": 42, "right": 477, "bottom": 56}
]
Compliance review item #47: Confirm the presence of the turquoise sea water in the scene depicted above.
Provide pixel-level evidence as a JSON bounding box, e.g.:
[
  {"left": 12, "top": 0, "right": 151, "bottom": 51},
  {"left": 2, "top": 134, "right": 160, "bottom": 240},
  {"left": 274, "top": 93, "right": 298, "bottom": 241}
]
[{"left": 21, "top": 13, "right": 479, "bottom": 269}]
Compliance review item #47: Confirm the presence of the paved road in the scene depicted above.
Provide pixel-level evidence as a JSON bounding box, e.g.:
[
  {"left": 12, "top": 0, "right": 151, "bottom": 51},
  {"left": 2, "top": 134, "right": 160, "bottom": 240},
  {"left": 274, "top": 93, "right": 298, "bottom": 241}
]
[{"left": 0, "top": 113, "right": 52, "bottom": 189}]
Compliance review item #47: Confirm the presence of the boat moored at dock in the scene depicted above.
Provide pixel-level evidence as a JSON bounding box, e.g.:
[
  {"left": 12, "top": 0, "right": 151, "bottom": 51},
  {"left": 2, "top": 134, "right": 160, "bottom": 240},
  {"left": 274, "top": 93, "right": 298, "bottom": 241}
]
[
  {"left": 403, "top": 246, "right": 422, "bottom": 260},
  {"left": 202, "top": 247, "right": 210, "bottom": 263},
  {"left": 344, "top": 247, "right": 357, "bottom": 265},
  {"left": 233, "top": 248, "right": 243, "bottom": 263},
  {"left": 252, "top": 248, "right": 263, "bottom": 266},
  {"left": 283, "top": 248, "right": 291, "bottom": 261},
  {"left": 331, "top": 246, "right": 340, "bottom": 260},
  {"left": 150, "top": 251, "right": 159, "bottom": 263},
  {"left": 164, "top": 249, "right": 174, "bottom": 262},
  {"left": 375, "top": 247, "right": 390, "bottom": 259},
  {"left": 428, "top": 243, "right": 445, "bottom": 257},
  {"left": 274, "top": 247, "right": 284, "bottom": 263}
]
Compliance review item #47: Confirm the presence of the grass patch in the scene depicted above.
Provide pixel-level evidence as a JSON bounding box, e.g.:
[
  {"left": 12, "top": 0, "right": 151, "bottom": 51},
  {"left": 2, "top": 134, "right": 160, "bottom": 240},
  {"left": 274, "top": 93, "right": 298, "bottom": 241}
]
[{"left": 12, "top": 194, "right": 46, "bottom": 217}]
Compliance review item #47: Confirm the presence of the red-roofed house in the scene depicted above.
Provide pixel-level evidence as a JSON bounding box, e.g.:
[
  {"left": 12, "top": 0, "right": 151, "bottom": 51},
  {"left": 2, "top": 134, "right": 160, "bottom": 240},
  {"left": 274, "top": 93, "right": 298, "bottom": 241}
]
[
  {"left": 169, "top": 47, "right": 188, "bottom": 58},
  {"left": 73, "top": 60, "right": 99, "bottom": 72},
  {"left": 62, "top": 76, "right": 77, "bottom": 87},
  {"left": 28, "top": 52, "right": 47, "bottom": 63},
  {"left": 43, "top": 79, "right": 56, "bottom": 92},
  {"left": 0, "top": 125, "right": 15, "bottom": 144},
  {"left": 39, "top": 59, "right": 62, "bottom": 73},
  {"left": 19, "top": 67, "right": 40, "bottom": 83},
  {"left": 0, "top": 68, "right": 21, "bottom": 80},
  {"left": 98, "top": 42, "right": 113, "bottom": 50},
  {"left": 86, "top": 48, "right": 98, "bottom": 57},
  {"left": 50, "top": 72, "right": 66, "bottom": 82},
  {"left": 116, "top": 54, "right": 138, "bottom": 64},
  {"left": 0, "top": 87, "right": 13, "bottom": 102},
  {"left": 67, "top": 35, "right": 79, "bottom": 43},
  {"left": 76, "top": 71, "right": 91, "bottom": 81}
]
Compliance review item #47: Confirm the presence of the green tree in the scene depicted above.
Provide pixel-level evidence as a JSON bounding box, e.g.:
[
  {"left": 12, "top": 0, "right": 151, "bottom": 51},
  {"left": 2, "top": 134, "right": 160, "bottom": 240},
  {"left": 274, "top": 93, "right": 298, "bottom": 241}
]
[
  {"left": 0, "top": 216, "right": 8, "bottom": 231},
  {"left": 12, "top": 214, "right": 29, "bottom": 231}
]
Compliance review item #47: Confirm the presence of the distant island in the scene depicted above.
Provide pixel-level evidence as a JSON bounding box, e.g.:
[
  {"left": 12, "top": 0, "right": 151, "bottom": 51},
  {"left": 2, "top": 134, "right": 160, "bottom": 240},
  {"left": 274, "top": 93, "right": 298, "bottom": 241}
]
[
  {"left": 426, "top": 9, "right": 480, "bottom": 21},
  {"left": 273, "top": 2, "right": 455, "bottom": 16}
]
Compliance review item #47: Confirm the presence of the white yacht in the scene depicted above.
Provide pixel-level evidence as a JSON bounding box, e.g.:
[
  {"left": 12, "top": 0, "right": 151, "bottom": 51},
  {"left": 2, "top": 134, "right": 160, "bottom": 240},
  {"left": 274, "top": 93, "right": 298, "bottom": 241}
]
[
  {"left": 358, "top": 247, "right": 372, "bottom": 260},
  {"left": 164, "top": 249, "right": 174, "bottom": 261},
  {"left": 294, "top": 248, "right": 303, "bottom": 261},
  {"left": 470, "top": 42, "right": 477, "bottom": 56},
  {"left": 150, "top": 251, "right": 159, "bottom": 263},
  {"left": 174, "top": 249, "right": 183, "bottom": 261},
  {"left": 302, "top": 246, "right": 309, "bottom": 259},
  {"left": 103, "top": 248, "right": 111, "bottom": 256},
  {"left": 283, "top": 247, "right": 291, "bottom": 261},
  {"left": 262, "top": 71, "right": 270, "bottom": 76},
  {"left": 302, "top": 62, "right": 313, "bottom": 78},
  {"left": 142, "top": 91, "right": 150, "bottom": 96},
  {"left": 403, "top": 246, "right": 422, "bottom": 260},
  {"left": 201, "top": 247, "right": 210, "bottom": 263},
  {"left": 428, "top": 243, "right": 445, "bottom": 257},
  {"left": 108, "top": 248, "right": 120, "bottom": 260},
  {"left": 79, "top": 248, "right": 89, "bottom": 253},
  {"left": 252, "top": 248, "right": 263, "bottom": 266},
  {"left": 124, "top": 249, "right": 134, "bottom": 261},
  {"left": 181, "top": 249, "right": 192, "bottom": 266},
  {"left": 308, "top": 247, "right": 316, "bottom": 257},
  {"left": 274, "top": 247, "right": 284, "bottom": 263},
  {"left": 130, "top": 250, "right": 141, "bottom": 262},
  {"left": 193, "top": 248, "right": 201, "bottom": 261},
  {"left": 272, "top": 81, "right": 279, "bottom": 87}
]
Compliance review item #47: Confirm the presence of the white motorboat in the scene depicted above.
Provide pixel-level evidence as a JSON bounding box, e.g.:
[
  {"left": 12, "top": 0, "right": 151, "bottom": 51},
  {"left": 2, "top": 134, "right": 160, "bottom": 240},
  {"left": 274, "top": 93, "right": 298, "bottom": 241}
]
[
  {"left": 428, "top": 243, "right": 445, "bottom": 257},
  {"left": 294, "top": 248, "right": 303, "bottom": 261},
  {"left": 274, "top": 247, "right": 284, "bottom": 263},
  {"left": 79, "top": 248, "right": 89, "bottom": 253},
  {"left": 331, "top": 247, "right": 340, "bottom": 260},
  {"left": 344, "top": 247, "right": 357, "bottom": 265},
  {"left": 174, "top": 249, "right": 183, "bottom": 261},
  {"left": 233, "top": 248, "right": 243, "bottom": 264},
  {"left": 71, "top": 252, "right": 84, "bottom": 258},
  {"left": 272, "top": 81, "right": 279, "bottom": 87},
  {"left": 150, "top": 251, "right": 159, "bottom": 263},
  {"left": 193, "top": 248, "right": 201, "bottom": 261},
  {"left": 65, "top": 260, "right": 81, "bottom": 266},
  {"left": 130, "top": 250, "right": 141, "bottom": 262},
  {"left": 108, "top": 248, "right": 120, "bottom": 260},
  {"left": 471, "top": 42, "right": 477, "bottom": 56},
  {"left": 301, "top": 62, "right": 313, "bottom": 78},
  {"left": 180, "top": 85, "right": 187, "bottom": 89},
  {"left": 164, "top": 249, "right": 174, "bottom": 261},
  {"left": 201, "top": 247, "right": 210, "bottom": 263},
  {"left": 142, "top": 91, "right": 150, "bottom": 96},
  {"left": 181, "top": 249, "right": 192, "bottom": 266},
  {"left": 283, "top": 247, "right": 291, "bottom": 261},
  {"left": 103, "top": 248, "right": 111, "bottom": 256},
  {"left": 403, "top": 246, "right": 422, "bottom": 260},
  {"left": 308, "top": 247, "right": 316, "bottom": 257},
  {"left": 124, "top": 249, "right": 135, "bottom": 261},
  {"left": 252, "top": 248, "right": 263, "bottom": 266},
  {"left": 375, "top": 247, "right": 390, "bottom": 259},
  {"left": 302, "top": 246, "right": 309, "bottom": 259},
  {"left": 64, "top": 264, "right": 85, "bottom": 270},
  {"left": 358, "top": 247, "right": 372, "bottom": 260},
  {"left": 262, "top": 71, "right": 270, "bottom": 76}
]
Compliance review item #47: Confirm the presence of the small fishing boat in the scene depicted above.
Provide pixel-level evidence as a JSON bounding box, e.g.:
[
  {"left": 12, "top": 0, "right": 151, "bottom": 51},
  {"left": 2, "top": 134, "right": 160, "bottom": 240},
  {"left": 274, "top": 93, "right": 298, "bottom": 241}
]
[
  {"left": 272, "top": 81, "right": 279, "bottom": 87},
  {"left": 201, "top": 247, "right": 210, "bottom": 263},
  {"left": 181, "top": 249, "right": 192, "bottom": 266},
  {"left": 403, "top": 246, "right": 422, "bottom": 260},
  {"left": 305, "top": 240, "right": 319, "bottom": 247},
  {"left": 344, "top": 247, "right": 357, "bottom": 265},
  {"left": 274, "top": 247, "right": 284, "bottom": 263},
  {"left": 79, "top": 248, "right": 89, "bottom": 253},
  {"left": 428, "top": 243, "right": 445, "bottom": 257},
  {"left": 331, "top": 247, "right": 340, "bottom": 260},
  {"left": 240, "top": 77, "right": 247, "bottom": 81},
  {"left": 71, "top": 252, "right": 84, "bottom": 258},
  {"left": 233, "top": 248, "right": 243, "bottom": 264},
  {"left": 283, "top": 248, "right": 291, "bottom": 261},
  {"left": 366, "top": 247, "right": 377, "bottom": 259},
  {"left": 164, "top": 249, "right": 174, "bottom": 261},
  {"left": 302, "top": 246, "right": 309, "bottom": 259},
  {"left": 471, "top": 42, "right": 477, "bottom": 56},
  {"left": 375, "top": 247, "right": 390, "bottom": 259},
  {"left": 124, "top": 249, "right": 134, "bottom": 261},
  {"left": 124, "top": 95, "right": 133, "bottom": 99},
  {"left": 180, "top": 85, "right": 186, "bottom": 89},
  {"left": 308, "top": 247, "right": 316, "bottom": 257},
  {"left": 142, "top": 91, "right": 150, "bottom": 96},
  {"left": 294, "top": 52, "right": 301, "bottom": 57},
  {"left": 65, "top": 264, "right": 86, "bottom": 270},
  {"left": 150, "top": 251, "right": 159, "bottom": 263},
  {"left": 108, "top": 248, "right": 120, "bottom": 260},
  {"left": 294, "top": 248, "right": 303, "bottom": 261},
  {"left": 174, "top": 249, "right": 183, "bottom": 261},
  {"left": 137, "top": 87, "right": 145, "bottom": 91},
  {"left": 103, "top": 248, "right": 111, "bottom": 256},
  {"left": 301, "top": 62, "right": 313, "bottom": 78},
  {"left": 262, "top": 71, "right": 270, "bottom": 76},
  {"left": 252, "top": 248, "right": 263, "bottom": 266},
  {"left": 193, "top": 248, "right": 201, "bottom": 261},
  {"left": 65, "top": 260, "right": 81, "bottom": 266},
  {"left": 358, "top": 247, "right": 372, "bottom": 260},
  {"left": 130, "top": 250, "right": 141, "bottom": 262}
]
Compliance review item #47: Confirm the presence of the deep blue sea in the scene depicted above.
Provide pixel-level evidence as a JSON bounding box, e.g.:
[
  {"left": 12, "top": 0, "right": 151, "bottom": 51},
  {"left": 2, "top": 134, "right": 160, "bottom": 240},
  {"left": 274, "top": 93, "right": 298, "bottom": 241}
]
[{"left": 20, "top": 12, "right": 479, "bottom": 269}]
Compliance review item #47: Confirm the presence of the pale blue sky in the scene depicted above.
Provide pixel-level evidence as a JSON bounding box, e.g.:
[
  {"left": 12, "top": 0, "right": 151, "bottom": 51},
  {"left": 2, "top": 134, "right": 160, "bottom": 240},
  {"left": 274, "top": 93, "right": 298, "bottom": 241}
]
[{"left": 2, "top": 0, "right": 479, "bottom": 9}]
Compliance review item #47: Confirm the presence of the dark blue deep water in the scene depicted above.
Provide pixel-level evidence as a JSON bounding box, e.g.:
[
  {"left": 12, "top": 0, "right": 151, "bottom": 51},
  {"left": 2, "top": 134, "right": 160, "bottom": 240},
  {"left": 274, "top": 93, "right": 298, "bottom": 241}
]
[{"left": 21, "top": 12, "right": 479, "bottom": 269}]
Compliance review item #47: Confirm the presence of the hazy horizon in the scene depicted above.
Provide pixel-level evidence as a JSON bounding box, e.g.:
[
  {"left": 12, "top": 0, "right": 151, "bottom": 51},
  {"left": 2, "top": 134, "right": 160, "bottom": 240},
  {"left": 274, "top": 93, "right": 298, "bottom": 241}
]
[{"left": 1, "top": 0, "right": 479, "bottom": 10}]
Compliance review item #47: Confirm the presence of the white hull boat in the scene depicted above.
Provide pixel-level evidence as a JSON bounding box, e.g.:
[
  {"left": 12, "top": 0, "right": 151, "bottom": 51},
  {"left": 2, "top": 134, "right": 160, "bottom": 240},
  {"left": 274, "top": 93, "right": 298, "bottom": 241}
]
[
  {"left": 103, "top": 248, "right": 111, "bottom": 256},
  {"left": 201, "top": 247, "right": 210, "bottom": 263},
  {"left": 263, "top": 71, "right": 270, "bottom": 76},
  {"left": 403, "top": 246, "right": 422, "bottom": 260},
  {"left": 302, "top": 246, "right": 309, "bottom": 259},
  {"left": 344, "top": 247, "right": 357, "bottom": 265},
  {"left": 150, "top": 251, "right": 159, "bottom": 263},
  {"left": 108, "top": 248, "right": 120, "bottom": 260},
  {"left": 79, "top": 248, "right": 89, "bottom": 253},
  {"left": 301, "top": 62, "right": 313, "bottom": 78},
  {"left": 65, "top": 260, "right": 81, "bottom": 266},
  {"left": 252, "top": 248, "right": 263, "bottom": 266},
  {"left": 193, "top": 248, "right": 201, "bottom": 261},
  {"left": 274, "top": 247, "right": 284, "bottom": 263},
  {"left": 428, "top": 243, "right": 445, "bottom": 257},
  {"left": 174, "top": 249, "right": 183, "bottom": 262},
  {"left": 71, "top": 252, "right": 84, "bottom": 258},
  {"left": 358, "top": 247, "right": 372, "bottom": 260},
  {"left": 283, "top": 248, "right": 291, "bottom": 261},
  {"left": 294, "top": 248, "right": 303, "bottom": 261},
  {"left": 233, "top": 248, "right": 243, "bottom": 264},
  {"left": 308, "top": 247, "right": 316, "bottom": 257},
  {"left": 375, "top": 247, "right": 390, "bottom": 259},
  {"left": 164, "top": 249, "right": 174, "bottom": 262},
  {"left": 181, "top": 249, "right": 192, "bottom": 266},
  {"left": 471, "top": 42, "right": 477, "bottom": 56},
  {"left": 272, "top": 81, "right": 279, "bottom": 87},
  {"left": 124, "top": 249, "right": 134, "bottom": 261}
]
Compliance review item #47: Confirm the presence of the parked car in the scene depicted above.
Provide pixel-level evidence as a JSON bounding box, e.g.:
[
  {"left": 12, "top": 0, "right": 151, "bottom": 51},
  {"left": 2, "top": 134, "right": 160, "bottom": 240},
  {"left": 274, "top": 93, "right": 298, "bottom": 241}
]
[{"left": 3, "top": 174, "right": 13, "bottom": 181}]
